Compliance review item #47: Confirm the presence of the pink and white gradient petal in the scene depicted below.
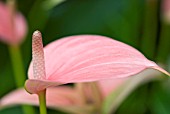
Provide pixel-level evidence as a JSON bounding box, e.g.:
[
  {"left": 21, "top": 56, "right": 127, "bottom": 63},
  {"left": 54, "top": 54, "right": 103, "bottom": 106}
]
[{"left": 26, "top": 35, "right": 170, "bottom": 94}]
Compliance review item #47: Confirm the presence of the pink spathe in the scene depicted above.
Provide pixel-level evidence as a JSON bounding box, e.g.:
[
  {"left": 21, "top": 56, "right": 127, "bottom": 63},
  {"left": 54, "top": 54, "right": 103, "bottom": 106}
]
[
  {"left": 1, "top": 78, "right": 127, "bottom": 109},
  {"left": 98, "top": 78, "right": 127, "bottom": 97},
  {"left": 0, "top": 86, "right": 82, "bottom": 109},
  {"left": 0, "top": 2, "right": 27, "bottom": 45},
  {"left": 0, "top": 69, "right": 162, "bottom": 113},
  {"left": 25, "top": 32, "right": 170, "bottom": 94}
]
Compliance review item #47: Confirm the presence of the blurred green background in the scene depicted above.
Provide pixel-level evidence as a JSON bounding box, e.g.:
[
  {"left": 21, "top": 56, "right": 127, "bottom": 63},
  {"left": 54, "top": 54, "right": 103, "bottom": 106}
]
[{"left": 0, "top": 0, "right": 170, "bottom": 114}]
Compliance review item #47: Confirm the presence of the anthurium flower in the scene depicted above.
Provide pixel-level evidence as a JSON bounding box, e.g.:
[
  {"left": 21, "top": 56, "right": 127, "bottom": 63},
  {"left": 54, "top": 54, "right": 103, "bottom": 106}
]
[
  {"left": 0, "top": 86, "right": 88, "bottom": 114},
  {"left": 25, "top": 31, "right": 170, "bottom": 94},
  {"left": 0, "top": 78, "right": 134, "bottom": 113},
  {"left": 0, "top": 1, "right": 27, "bottom": 45},
  {"left": 0, "top": 69, "right": 161, "bottom": 114}
]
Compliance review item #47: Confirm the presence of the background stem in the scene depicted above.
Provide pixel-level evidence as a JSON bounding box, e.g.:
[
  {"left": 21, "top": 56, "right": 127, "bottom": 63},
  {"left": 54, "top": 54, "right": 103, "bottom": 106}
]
[
  {"left": 156, "top": 22, "right": 170, "bottom": 63},
  {"left": 8, "top": 45, "right": 35, "bottom": 114},
  {"left": 140, "top": 0, "right": 158, "bottom": 59},
  {"left": 8, "top": 45, "right": 25, "bottom": 87}
]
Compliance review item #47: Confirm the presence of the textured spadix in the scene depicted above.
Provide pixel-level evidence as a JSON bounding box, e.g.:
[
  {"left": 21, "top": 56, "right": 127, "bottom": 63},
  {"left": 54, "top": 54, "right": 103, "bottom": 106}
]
[
  {"left": 25, "top": 32, "right": 170, "bottom": 94},
  {"left": 32, "top": 31, "right": 46, "bottom": 79}
]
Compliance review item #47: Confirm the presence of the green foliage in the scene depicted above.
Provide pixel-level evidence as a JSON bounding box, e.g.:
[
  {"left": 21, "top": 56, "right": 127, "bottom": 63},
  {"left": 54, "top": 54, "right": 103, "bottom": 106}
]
[
  {"left": 0, "top": 0, "right": 170, "bottom": 114},
  {"left": 116, "top": 81, "right": 170, "bottom": 114}
]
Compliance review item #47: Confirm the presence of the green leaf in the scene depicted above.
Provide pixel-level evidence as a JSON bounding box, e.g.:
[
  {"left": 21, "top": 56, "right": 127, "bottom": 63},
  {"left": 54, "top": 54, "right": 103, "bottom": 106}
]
[{"left": 44, "top": 0, "right": 144, "bottom": 48}]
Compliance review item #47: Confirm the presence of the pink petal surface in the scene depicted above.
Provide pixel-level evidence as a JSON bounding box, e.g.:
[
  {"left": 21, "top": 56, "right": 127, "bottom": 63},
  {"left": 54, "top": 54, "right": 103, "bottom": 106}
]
[
  {"left": 98, "top": 78, "right": 127, "bottom": 98},
  {"left": 26, "top": 35, "right": 170, "bottom": 94},
  {"left": 98, "top": 67, "right": 163, "bottom": 99},
  {"left": 0, "top": 86, "right": 82, "bottom": 109},
  {"left": 0, "top": 2, "right": 27, "bottom": 45}
]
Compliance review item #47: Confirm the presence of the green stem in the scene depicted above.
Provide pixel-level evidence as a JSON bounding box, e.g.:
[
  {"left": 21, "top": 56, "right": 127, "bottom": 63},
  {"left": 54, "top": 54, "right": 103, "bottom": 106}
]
[
  {"left": 38, "top": 90, "right": 47, "bottom": 114},
  {"left": 156, "top": 22, "right": 170, "bottom": 63},
  {"left": 8, "top": 45, "right": 35, "bottom": 114},
  {"left": 22, "top": 106, "right": 36, "bottom": 114},
  {"left": 8, "top": 45, "right": 25, "bottom": 87},
  {"left": 7, "top": 0, "right": 35, "bottom": 114},
  {"left": 140, "top": 0, "right": 158, "bottom": 59}
]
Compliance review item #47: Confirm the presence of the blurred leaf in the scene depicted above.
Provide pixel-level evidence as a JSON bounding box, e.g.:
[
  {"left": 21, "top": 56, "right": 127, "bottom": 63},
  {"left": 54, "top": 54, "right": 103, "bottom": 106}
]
[
  {"left": 44, "top": 0, "right": 144, "bottom": 48},
  {"left": 102, "top": 75, "right": 148, "bottom": 114},
  {"left": 0, "top": 106, "right": 23, "bottom": 114},
  {"left": 149, "top": 81, "right": 170, "bottom": 114},
  {"left": 0, "top": 43, "right": 9, "bottom": 72},
  {"left": 115, "top": 82, "right": 152, "bottom": 114},
  {"left": 42, "top": 0, "right": 66, "bottom": 10},
  {"left": 27, "top": 0, "right": 48, "bottom": 31},
  {"left": 115, "top": 80, "right": 170, "bottom": 114},
  {"left": 0, "top": 61, "right": 15, "bottom": 97}
]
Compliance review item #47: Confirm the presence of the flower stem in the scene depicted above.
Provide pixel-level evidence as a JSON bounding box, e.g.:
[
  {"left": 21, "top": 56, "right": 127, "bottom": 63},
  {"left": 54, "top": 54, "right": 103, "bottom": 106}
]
[
  {"left": 156, "top": 22, "right": 170, "bottom": 63},
  {"left": 140, "top": 0, "right": 158, "bottom": 59},
  {"left": 8, "top": 45, "right": 25, "bottom": 87},
  {"left": 8, "top": 45, "right": 36, "bottom": 114},
  {"left": 38, "top": 90, "right": 47, "bottom": 114},
  {"left": 7, "top": 0, "right": 35, "bottom": 113}
]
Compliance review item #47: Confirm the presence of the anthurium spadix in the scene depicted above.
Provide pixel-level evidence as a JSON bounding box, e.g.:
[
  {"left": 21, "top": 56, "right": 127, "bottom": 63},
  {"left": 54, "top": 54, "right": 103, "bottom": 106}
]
[{"left": 25, "top": 31, "right": 170, "bottom": 94}]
